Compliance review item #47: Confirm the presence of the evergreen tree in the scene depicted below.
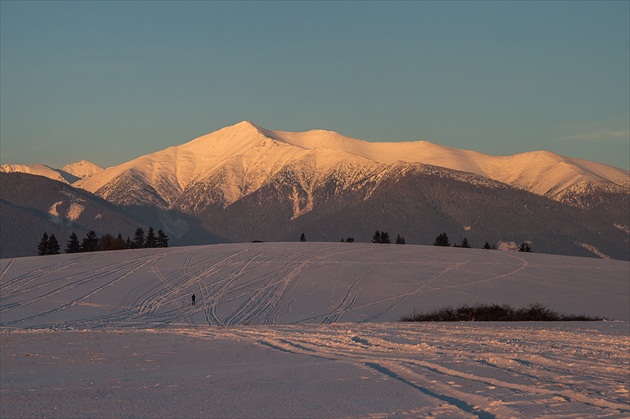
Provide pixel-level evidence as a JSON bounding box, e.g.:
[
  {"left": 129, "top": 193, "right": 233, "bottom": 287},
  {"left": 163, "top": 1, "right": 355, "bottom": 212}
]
[
  {"left": 372, "top": 231, "right": 391, "bottom": 244},
  {"left": 433, "top": 232, "right": 451, "bottom": 247},
  {"left": 345, "top": 237, "right": 355, "bottom": 243},
  {"left": 81, "top": 230, "right": 99, "bottom": 252},
  {"left": 157, "top": 230, "right": 169, "bottom": 248},
  {"left": 145, "top": 227, "right": 157, "bottom": 248},
  {"left": 47, "top": 234, "right": 61, "bottom": 255},
  {"left": 482, "top": 241, "right": 494, "bottom": 250},
  {"left": 460, "top": 238, "right": 471, "bottom": 248},
  {"left": 133, "top": 228, "right": 145, "bottom": 249},
  {"left": 518, "top": 242, "right": 532, "bottom": 252},
  {"left": 37, "top": 232, "right": 49, "bottom": 256},
  {"left": 300, "top": 233, "right": 306, "bottom": 242},
  {"left": 395, "top": 234, "right": 406, "bottom": 244},
  {"left": 65, "top": 233, "right": 81, "bottom": 253}
]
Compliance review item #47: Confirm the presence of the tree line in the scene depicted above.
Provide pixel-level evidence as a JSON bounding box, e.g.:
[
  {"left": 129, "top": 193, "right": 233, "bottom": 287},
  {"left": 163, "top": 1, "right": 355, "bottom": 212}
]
[
  {"left": 334, "top": 230, "right": 532, "bottom": 252},
  {"left": 432, "top": 231, "right": 532, "bottom": 252},
  {"left": 37, "top": 227, "right": 169, "bottom": 255}
]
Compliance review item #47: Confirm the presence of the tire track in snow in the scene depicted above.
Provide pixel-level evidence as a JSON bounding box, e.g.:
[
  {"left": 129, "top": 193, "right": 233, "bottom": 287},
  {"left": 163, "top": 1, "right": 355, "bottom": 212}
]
[
  {"left": 363, "top": 361, "right": 500, "bottom": 419},
  {"left": 354, "top": 253, "right": 528, "bottom": 322},
  {"left": 193, "top": 248, "right": 265, "bottom": 325},
  {"left": 0, "top": 258, "right": 15, "bottom": 283},
  {"left": 425, "top": 251, "right": 529, "bottom": 292},
  {"left": 360, "top": 261, "right": 469, "bottom": 322},
  {"left": 107, "top": 248, "right": 251, "bottom": 327},
  {"left": 1, "top": 254, "right": 166, "bottom": 328},
  {"left": 0, "top": 257, "right": 89, "bottom": 297},
  {"left": 0, "top": 254, "right": 155, "bottom": 315},
  {"left": 222, "top": 249, "right": 316, "bottom": 326},
  {"left": 235, "top": 325, "right": 629, "bottom": 417},
  {"left": 321, "top": 264, "right": 385, "bottom": 324},
  {"left": 236, "top": 328, "right": 509, "bottom": 418}
]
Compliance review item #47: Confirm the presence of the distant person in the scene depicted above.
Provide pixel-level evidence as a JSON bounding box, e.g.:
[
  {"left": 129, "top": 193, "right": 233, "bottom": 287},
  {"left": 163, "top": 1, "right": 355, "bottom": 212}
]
[{"left": 192, "top": 294, "right": 196, "bottom": 306}]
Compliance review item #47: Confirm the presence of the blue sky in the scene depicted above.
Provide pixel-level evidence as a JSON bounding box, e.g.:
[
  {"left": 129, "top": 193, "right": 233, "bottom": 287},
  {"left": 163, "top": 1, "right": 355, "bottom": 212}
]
[{"left": 1, "top": 1, "right": 628, "bottom": 170}]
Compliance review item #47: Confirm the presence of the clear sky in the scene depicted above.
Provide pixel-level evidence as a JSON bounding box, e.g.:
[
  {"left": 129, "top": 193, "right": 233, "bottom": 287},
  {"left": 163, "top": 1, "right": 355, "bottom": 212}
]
[{"left": 1, "top": 1, "right": 629, "bottom": 170}]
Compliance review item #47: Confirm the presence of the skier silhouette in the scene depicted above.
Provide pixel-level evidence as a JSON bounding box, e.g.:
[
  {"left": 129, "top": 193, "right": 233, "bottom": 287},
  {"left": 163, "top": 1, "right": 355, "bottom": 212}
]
[{"left": 192, "top": 294, "right": 196, "bottom": 306}]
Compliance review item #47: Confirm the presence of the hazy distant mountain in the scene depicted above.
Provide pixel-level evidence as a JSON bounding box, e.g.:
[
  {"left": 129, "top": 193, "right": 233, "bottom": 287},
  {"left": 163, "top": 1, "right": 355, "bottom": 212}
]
[
  {"left": 0, "top": 163, "right": 79, "bottom": 184},
  {"left": 61, "top": 160, "right": 104, "bottom": 179},
  {"left": 0, "top": 173, "right": 146, "bottom": 258},
  {"left": 0, "top": 160, "right": 103, "bottom": 184},
  {"left": 0, "top": 172, "right": 226, "bottom": 258},
  {"left": 2, "top": 122, "right": 628, "bottom": 259}
]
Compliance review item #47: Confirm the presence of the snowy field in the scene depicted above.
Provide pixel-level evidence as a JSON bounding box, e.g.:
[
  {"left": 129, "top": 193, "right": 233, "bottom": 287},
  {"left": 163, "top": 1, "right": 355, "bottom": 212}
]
[{"left": 1, "top": 243, "right": 629, "bottom": 418}]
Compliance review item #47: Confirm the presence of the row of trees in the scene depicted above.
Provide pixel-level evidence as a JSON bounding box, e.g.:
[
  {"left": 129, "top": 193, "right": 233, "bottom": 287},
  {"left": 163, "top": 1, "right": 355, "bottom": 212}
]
[
  {"left": 301, "top": 231, "right": 531, "bottom": 251},
  {"left": 37, "top": 227, "right": 169, "bottom": 255},
  {"left": 433, "top": 232, "right": 532, "bottom": 252},
  {"left": 371, "top": 230, "right": 406, "bottom": 244}
]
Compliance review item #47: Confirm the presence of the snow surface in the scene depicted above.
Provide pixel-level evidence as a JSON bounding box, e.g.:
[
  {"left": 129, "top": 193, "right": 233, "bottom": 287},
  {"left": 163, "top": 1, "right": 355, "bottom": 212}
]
[{"left": 1, "top": 242, "right": 629, "bottom": 418}]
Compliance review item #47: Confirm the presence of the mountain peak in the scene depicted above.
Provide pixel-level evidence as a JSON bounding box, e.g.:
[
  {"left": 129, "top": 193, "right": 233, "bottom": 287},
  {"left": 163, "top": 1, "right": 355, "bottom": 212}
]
[
  {"left": 231, "top": 120, "right": 261, "bottom": 130},
  {"left": 61, "top": 160, "right": 104, "bottom": 179}
]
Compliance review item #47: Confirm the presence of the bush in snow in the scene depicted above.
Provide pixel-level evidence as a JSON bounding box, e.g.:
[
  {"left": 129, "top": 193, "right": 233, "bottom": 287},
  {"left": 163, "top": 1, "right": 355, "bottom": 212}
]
[{"left": 400, "top": 303, "right": 605, "bottom": 322}]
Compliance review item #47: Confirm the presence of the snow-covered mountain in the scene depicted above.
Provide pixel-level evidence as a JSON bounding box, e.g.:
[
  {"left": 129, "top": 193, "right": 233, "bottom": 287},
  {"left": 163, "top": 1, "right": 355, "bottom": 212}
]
[
  {"left": 2, "top": 122, "right": 628, "bottom": 259},
  {"left": 74, "top": 121, "right": 628, "bottom": 209},
  {"left": 60, "top": 160, "right": 103, "bottom": 179},
  {"left": 0, "top": 163, "right": 78, "bottom": 184},
  {"left": 0, "top": 160, "right": 103, "bottom": 184}
]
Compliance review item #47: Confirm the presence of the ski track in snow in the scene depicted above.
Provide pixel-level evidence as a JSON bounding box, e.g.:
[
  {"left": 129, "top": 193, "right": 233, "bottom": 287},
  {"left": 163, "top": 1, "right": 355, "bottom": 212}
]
[
  {"left": 259, "top": 324, "right": 627, "bottom": 417},
  {"left": 215, "top": 323, "right": 629, "bottom": 418},
  {"left": 1, "top": 243, "right": 627, "bottom": 328},
  {"left": 1, "top": 242, "right": 629, "bottom": 418}
]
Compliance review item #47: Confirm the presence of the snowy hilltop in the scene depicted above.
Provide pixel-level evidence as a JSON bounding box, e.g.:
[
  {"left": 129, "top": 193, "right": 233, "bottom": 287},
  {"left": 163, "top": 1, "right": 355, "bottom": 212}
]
[{"left": 1, "top": 242, "right": 628, "bottom": 418}]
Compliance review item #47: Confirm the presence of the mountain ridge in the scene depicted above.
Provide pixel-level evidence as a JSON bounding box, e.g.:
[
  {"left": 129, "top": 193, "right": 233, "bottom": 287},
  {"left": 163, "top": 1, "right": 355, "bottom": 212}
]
[
  {"left": 2, "top": 121, "right": 628, "bottom": 259},
  {"left": 6, "top": 121, "right": 626, "bottom": 203}
]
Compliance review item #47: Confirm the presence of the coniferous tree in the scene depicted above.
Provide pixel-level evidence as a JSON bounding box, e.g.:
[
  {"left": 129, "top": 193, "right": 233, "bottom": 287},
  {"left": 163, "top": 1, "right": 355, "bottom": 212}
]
[
  {"left": 37, "top": 232, "right": 49, "bottom": 256},
  {"left": 65, "top": 233, "right": 81, "bottom": 253},
  {"left": 482, "top": 241, "right": 494, "bottom": 250},
  {"left": 372, "top": 231, "right": 391, "bottom": 244},
  {"left": 345, "top": 237, "right": 355, "bottom": 243},
  {"left": 157, "top": 230, "right": 169, "bottom": 248},
  {"left": 395, "top": 234, "right": 406, "bottom": 244},
  {"left": 518, "top": 242, "right": 532, "bottom": 252},
  {"left": 145, "top": 227, "right": 157, "bottom": 248},
  {"left": 433, "top": 232, "right": 451, "bottom": 247},
  {"left": 47, "top": 234, "right": 61, "bottom": 255},
  {"left": 460, "top": 238, "right": 471, "bottom": 248},
  {"left": 81, "top": 230, "right": 99, "bottom": 252},
  {"left": 133, "top": 228, "right": 145, "bottom": 249},
  {"left": 300, "top": 233, "right": 306, "bottom": 242}
]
